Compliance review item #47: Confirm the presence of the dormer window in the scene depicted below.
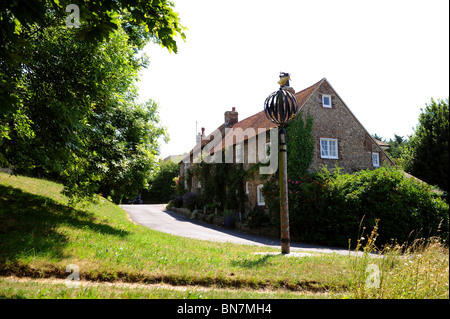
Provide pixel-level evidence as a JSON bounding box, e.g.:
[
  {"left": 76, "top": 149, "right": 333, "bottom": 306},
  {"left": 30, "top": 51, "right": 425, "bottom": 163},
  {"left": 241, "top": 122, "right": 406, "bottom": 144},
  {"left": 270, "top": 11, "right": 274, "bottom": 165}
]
[{"left": 322, "top": 94, "right": 332, "bottom": 108}]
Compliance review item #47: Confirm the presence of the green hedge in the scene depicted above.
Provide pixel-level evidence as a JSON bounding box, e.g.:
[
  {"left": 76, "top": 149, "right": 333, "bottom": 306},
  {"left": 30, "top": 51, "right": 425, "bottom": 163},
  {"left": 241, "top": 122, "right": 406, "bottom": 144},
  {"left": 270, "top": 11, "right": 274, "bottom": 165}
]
[{"left": 263, "top": 166, "right": 449, "bottom": 248}]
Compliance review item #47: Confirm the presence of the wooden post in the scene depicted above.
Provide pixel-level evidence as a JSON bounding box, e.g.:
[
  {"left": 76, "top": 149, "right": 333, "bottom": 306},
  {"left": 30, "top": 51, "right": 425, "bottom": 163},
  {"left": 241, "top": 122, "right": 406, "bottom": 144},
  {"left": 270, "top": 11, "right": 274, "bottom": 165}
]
[{"left": 278, "top": 126, "right": 290, "bottom": 254}]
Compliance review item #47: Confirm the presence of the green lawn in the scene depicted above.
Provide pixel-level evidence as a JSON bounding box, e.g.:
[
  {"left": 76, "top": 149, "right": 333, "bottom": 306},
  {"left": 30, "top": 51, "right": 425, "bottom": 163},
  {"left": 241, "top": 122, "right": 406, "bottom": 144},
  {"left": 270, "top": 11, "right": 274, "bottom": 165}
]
[{"left": 0, "top": 172, "right": 448, "bottom": 299}]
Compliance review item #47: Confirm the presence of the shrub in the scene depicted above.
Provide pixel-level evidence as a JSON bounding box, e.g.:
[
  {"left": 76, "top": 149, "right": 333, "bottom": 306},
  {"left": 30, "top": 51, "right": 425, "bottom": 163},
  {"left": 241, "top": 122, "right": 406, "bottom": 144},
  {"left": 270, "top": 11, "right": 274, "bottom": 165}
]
[
  {"left": 182, "top": 192, "right": 203, "bottom": 211},
  {"left": 224, "top": 211, "right": 239, "bottom": 229},
  {"left": 173, "top": 194, "right": 183, "bottom": 208},
  {"left": 326, "top": 167, "right": 449, "bottom": 246},
  {"left": 204, "top": 203, "right": 219, "bottom": 214},
  {"left": 247, "top": 206, "right": 271, "bottom": 229},
  {"left": 261, "top": 175, "right": 280, "bottom": 228},
  {"left": 263, "top": 166, "right": 449, "bottom": 248}
]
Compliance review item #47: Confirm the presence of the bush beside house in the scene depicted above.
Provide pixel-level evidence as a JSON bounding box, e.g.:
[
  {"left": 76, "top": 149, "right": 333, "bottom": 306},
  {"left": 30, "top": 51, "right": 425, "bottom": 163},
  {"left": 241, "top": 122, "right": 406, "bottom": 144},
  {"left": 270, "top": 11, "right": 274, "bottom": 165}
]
[{"left": 263, "top": 166, "right": 449, "bottom": 248}]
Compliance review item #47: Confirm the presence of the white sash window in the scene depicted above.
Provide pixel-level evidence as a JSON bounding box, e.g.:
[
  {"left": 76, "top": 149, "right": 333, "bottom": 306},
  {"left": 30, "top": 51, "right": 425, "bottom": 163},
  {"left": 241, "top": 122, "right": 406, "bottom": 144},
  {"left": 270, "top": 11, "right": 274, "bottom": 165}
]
[{"left": 320, "top": 138, "right": 338, "bottom": 159}]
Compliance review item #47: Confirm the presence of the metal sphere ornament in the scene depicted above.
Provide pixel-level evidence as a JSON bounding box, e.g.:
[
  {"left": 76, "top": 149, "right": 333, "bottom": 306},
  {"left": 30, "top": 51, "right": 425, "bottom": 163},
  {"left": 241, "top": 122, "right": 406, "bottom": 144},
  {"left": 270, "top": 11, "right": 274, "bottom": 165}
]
[{"left": 264, "top": 73, "right": 299, "bottom": 126}]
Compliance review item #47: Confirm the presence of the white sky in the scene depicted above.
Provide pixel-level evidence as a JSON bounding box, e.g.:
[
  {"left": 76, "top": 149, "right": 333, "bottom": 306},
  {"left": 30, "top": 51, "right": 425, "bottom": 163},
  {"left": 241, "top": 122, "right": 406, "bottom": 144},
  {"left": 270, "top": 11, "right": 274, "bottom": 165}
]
[{"left": 137, "top": 0, "right": 449, "bottom": 159}]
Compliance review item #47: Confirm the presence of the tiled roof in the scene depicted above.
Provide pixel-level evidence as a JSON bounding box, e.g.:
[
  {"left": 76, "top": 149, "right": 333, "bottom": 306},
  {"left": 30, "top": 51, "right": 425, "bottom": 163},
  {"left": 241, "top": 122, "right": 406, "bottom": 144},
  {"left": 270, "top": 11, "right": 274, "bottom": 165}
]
[
  {"left": 220, "top": 78, "right": 324, "bottom": 149},
  {"left": 373, "top": 139, "right": 389, "bottom": 147},
  {"left": 295, "top": 78, "right": 324, "bottom": 107},
  {"left": 183, "top": 78, "right": 324, "bottom": 160}
]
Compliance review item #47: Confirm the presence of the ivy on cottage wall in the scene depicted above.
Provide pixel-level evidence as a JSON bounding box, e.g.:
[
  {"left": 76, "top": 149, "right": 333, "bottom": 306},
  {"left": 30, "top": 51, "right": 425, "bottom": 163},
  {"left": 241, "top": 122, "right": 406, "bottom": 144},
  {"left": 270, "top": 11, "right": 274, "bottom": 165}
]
[
  {"left": 261, "top": 111, "right": 315, "bottom": 231},
  {"left": 286, "top": 112, "right": 315, "bottom": 180},
  {"left": 193, "top": 159, "right": 247, "bottom": 212}
]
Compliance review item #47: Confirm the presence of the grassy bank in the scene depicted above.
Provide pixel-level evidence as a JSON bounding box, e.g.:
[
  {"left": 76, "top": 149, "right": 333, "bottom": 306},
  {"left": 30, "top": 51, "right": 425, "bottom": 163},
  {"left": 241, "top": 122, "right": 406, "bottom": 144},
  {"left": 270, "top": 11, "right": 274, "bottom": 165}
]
[{"left": 0, "top": 172, "right": 448, "bottom": 299}]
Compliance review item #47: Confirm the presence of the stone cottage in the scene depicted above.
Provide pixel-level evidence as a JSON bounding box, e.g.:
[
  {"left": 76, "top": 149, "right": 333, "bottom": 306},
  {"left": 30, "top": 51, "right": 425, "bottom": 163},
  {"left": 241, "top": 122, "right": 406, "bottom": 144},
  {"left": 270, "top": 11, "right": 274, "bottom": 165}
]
[{"left": 178, "top": 78, "right": 395, "bottom": 211}]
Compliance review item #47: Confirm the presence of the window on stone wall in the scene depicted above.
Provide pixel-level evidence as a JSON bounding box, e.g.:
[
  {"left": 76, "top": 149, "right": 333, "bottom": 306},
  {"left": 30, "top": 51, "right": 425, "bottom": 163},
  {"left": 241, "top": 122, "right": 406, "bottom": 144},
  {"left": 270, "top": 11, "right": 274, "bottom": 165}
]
[
  {"left": 265, "top": 142, "right": 270, "bottom": 161},
  {"left": 320, "top": 138, "right": 338, "bottom": 159},
  {"left": 322, "top": 94, "right": 332, "bottom": 108},
  {"left": 236, "top": 143, "right": 243, "bottom": 163},
  {"left": 257, "top": 184, "right": 265, "bottom": 206},
  {"left": 372, "top": 152, "right": 380, "bottom": 167}
]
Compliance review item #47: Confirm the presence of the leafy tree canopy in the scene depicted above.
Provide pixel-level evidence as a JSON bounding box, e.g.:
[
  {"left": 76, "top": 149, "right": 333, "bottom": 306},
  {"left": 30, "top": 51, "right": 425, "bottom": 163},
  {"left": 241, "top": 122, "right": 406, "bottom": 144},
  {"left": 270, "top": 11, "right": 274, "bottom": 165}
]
[
  {"left": 402, "top": 98, "right": 449, "bottom": 193},
  {"left": 0, "top": 1, "right": 182, "bottom": 202},
  {"left": 1, "top": 0, "right": 185, "bottom": 113},
  {"left": 371, "top": 133, "right": 409, "bottom": 160},
  {"left": 143, "top": 160, "right": 179, "bottom": 204}
]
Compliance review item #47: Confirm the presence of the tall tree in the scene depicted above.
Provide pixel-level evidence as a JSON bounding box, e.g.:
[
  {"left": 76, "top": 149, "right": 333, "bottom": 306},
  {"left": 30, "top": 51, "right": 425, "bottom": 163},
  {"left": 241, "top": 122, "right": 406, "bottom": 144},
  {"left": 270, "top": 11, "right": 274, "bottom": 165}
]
[
  {"left": 1, "top": 0, "right": 185, "bottom": 163},
  {"left": 1, "top": 8, "right": 174, "bottom": 201},
  {"left": 143, "top": 160, "right": 179, "bottom": 203},
  {"left": 387, "top": 134, "right": 408, "bottom": 159},
  {"left": 402, "top": 98, "right": 449, "bottom": 193}
]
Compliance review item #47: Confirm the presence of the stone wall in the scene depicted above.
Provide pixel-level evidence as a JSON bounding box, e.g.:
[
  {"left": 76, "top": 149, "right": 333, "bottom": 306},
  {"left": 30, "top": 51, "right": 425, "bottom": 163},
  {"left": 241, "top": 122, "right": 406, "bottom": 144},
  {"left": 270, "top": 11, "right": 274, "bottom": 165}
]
[
  {"left": 167, "top": 206, "right": 278, "bottom": 238},
  {"left": 301, "top": 80, "right": 394, "bottom": 173},
  {"left": 0, "top": 168, "right": 12, "bottom": 174},
  {"left": 243, "top": 171, "right": 263, "bottom": 212}
]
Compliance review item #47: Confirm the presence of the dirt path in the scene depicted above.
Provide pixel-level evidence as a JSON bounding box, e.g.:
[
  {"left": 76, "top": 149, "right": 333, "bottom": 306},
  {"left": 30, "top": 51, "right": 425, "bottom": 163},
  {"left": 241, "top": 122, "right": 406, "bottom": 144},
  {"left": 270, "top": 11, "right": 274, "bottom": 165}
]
[{"left": 1, "top": 275, "right": 332, "bottom": 297}]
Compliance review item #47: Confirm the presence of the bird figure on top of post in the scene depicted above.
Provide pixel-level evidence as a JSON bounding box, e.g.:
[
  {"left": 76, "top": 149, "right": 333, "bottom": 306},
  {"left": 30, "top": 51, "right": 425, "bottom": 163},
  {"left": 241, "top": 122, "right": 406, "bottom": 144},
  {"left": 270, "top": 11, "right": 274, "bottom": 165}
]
[
  {"left": 278, "top": 72, "right": 295, "bottom": 94},
  {"left": 278, "top": 72, "right": 290, "bottom": 86}
]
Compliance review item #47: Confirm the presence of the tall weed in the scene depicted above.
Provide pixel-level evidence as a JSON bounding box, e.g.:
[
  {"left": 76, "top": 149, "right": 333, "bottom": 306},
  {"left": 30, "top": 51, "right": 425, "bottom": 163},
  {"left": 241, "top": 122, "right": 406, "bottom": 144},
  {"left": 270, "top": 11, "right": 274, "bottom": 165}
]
[{"left": 349, "top": 220, "right": 449, "bottom": 299}]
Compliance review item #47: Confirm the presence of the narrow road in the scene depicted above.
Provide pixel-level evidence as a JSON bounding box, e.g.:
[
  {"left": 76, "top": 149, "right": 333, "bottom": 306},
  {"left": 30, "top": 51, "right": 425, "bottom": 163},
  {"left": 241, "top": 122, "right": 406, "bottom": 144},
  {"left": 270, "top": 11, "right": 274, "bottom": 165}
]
[{"left": 121, "top": 204, "right": 352, "bottom": 255}]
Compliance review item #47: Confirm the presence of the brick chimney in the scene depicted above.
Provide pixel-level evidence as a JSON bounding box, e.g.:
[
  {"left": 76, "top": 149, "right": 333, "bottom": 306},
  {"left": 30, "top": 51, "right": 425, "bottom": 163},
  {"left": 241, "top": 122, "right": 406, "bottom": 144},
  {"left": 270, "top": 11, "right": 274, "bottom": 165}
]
[
  {"left": 196, "top": 127, "right": 206, "bottom": 144},
  {"left": 224, "top": 107, "right": 238, "bottom": 128}
]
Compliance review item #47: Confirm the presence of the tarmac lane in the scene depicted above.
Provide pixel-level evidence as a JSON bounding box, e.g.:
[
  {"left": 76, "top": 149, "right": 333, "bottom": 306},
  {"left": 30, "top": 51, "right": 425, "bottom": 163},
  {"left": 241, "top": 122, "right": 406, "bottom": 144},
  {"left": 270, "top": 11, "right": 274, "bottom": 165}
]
[{"left": 121, "top": 204, "right": 354, "bottom": 256}]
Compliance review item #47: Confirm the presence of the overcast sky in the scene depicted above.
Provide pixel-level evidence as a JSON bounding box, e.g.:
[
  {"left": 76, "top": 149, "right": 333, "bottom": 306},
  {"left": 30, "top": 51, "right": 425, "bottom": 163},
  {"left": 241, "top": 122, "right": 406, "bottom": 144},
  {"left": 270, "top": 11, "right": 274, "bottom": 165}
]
[{"left": 137, "top": 0, "right": 449, "bottom": 159}]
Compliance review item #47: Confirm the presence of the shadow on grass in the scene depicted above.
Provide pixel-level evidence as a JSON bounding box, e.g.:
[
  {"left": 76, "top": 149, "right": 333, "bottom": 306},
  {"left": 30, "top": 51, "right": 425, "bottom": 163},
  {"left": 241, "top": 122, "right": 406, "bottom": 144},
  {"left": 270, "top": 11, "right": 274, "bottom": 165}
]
[
  {"left": 230, "top": 254, "right": 276, "bottom": 269},
  {"left": 0, "top": 185, "right": 129, "bottom": 264}
]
